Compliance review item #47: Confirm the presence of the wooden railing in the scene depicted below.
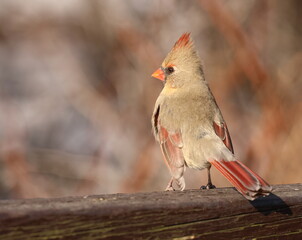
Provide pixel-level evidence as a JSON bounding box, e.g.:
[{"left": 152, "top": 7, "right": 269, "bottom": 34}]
[{"left": 0, "top": 184, "right": 301, "bottom": 239}]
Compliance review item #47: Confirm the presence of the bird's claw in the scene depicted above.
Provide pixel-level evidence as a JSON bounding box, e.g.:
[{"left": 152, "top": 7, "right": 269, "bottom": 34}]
[
  {"left": 200, "top": 183, "right": 216, "bottom": 190},
  {"left": 165, "top": 186, "right": 175, "bottom": 191},
  {"left": 165, "top": 178, "right": 175, "bottom": 191}
]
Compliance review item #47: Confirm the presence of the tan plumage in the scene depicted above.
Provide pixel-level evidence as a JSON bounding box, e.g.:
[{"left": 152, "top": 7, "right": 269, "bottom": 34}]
[{"left": 151, "top": 33, "right": 272, "bottom": 200}]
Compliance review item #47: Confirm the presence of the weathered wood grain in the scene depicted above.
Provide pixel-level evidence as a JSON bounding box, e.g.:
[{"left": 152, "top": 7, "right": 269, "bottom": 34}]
[{"left": 0, "top": 184, "right": 301, "bottom": 239}]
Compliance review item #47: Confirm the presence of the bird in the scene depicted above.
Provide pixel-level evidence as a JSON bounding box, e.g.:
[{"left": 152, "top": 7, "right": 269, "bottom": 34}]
[{"left": 151, "top": 33, "right": 272, "bottom": 201}]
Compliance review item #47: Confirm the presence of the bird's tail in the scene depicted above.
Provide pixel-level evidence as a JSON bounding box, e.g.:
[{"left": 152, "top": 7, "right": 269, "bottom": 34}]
[{"left": 210, "top": 160, "right": 272, "bottom": 201}]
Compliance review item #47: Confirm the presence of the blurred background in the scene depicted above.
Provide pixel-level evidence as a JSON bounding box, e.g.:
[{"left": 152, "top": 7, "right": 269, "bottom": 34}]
[{"left": 0, "top": 0, "right": 301, "bottom": 199}]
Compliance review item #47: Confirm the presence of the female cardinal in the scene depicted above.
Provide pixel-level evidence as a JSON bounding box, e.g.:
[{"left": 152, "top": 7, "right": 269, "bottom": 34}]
[{"left": 151, "top": 33, "right": 272, "bottom": 200}]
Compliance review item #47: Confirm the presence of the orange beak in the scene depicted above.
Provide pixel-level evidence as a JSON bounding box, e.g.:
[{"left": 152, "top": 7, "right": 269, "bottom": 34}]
[{"left": 151, "top": 68, "right": 165, "bottom": 81}]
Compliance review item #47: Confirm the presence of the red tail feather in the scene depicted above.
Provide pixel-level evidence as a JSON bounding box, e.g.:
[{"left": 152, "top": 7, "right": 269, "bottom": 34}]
[{"left": 210, "top": 160, "right": 272, "bottom": 200}]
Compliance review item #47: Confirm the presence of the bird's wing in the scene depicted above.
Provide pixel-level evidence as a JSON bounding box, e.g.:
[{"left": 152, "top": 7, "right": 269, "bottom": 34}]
[
  {"left": 152, "top": 103, "right": 185, "bottom": 176},
  {"left": 213, "top": 121, "right": 234, "bottom": 154},
  {"left": 158, "top": 125, "right": 185, "bottom": 175},
  {"left": 210, "top": 120, "right": 272, "bottom": 200}
]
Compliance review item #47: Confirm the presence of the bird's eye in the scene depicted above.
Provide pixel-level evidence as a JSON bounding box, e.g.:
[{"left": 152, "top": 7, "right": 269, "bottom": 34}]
[{"left": 166, "top": 66, "right": 175, "bottom": 74}]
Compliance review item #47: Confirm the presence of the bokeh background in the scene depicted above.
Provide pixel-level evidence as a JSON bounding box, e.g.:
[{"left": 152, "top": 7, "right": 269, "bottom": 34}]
[{"left": 0, "top": 0, "right": 301, "bottom": 199}]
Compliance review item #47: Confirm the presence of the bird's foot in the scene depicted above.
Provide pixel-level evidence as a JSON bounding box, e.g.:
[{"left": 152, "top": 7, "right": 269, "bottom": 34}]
[
  {"left": 165, "top": 186, "right": 175, "bottom": 191},
  {"left": 165, "top": 178, "right": 175, "bottom": 191},
  {"left": 176, "top": 177, "right": 185, "bottom": 191},
  {"left": 200, "top": 183, "right": 216, "bottom": 190}
]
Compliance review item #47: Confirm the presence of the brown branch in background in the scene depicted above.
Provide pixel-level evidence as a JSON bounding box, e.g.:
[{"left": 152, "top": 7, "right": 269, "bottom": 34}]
[
  {"left": 46, "top": 37, "right": 120, "bottom": 194},
  {"left": 0, "top": 103, "right": 48, "bottom": 198},
  {"left": 198, "top": 0, "right": 289, "bottom": 177},
  {"left": 75, "top": 149, "right": 105, "bottom": 195},
  {"left": 211, "top": 59, "right": 243, "bottom": 100},
  {"left": 121, "top": 139, "right": 156, "bottom": 192},
  {"left": 247, "top": 0, "right": 269, "bottom": 51},
  {"left": 213, "top": 1, "right": 270, "bottom": 97},
  {"left": 39, "top": 27, "right": 159, "bottom": 194},
  {"left": 199, "top": 0, "right": 270, "bottom": 90},
  {"left": 12, "top": 22, "right": 161, "bottom": 195},
  {"left": 116, "top": 28, "right": 164, "bottom": 192},
  {"left": 117, "top": 28, "right": 163, "bottom": 67}
]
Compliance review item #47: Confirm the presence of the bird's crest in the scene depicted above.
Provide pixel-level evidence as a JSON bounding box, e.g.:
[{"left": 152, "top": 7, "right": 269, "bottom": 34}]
[{"left": 173, "top": 33, "right": 193, "bottom": 50}]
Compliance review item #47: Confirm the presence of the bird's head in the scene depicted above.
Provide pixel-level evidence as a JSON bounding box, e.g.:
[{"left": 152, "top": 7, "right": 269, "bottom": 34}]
[{"left": 151, "top": 33, "right": 204, "bottom": 88}]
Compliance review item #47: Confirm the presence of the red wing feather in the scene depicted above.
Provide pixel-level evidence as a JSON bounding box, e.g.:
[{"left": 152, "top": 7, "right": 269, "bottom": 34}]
[
  {"left": 213, "top": 121, "right": 234, "bottom": 154},
  {"left": 159, "top": 126, "right": 185, "bottom": 171}
]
